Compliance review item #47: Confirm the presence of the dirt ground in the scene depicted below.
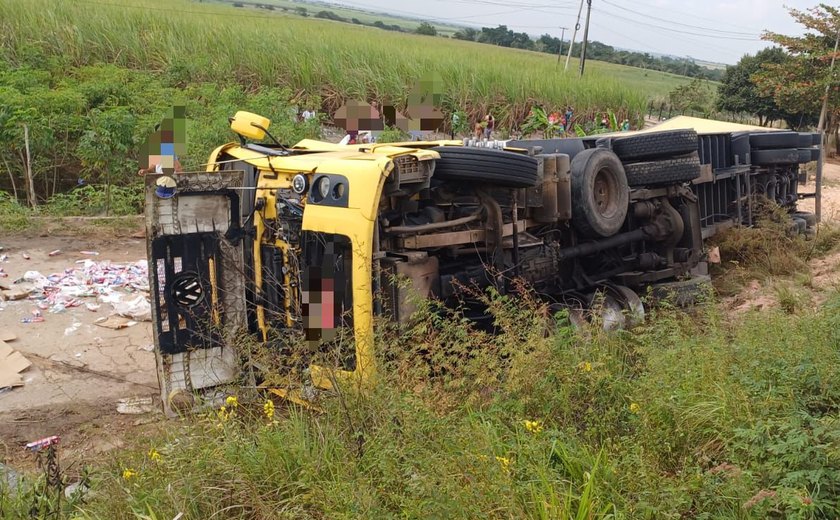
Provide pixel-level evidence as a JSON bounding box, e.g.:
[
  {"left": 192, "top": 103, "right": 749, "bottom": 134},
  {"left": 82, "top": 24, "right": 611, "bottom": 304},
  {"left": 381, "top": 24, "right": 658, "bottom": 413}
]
[
  {"left": 0, "top": 236, "right": 158, "bottom": 468},
  {"left": 798, "top": 159, "right": 840, "bottom": 219},
  {"left": 723, "top": 158, "right": 840, "bottom": 313}
]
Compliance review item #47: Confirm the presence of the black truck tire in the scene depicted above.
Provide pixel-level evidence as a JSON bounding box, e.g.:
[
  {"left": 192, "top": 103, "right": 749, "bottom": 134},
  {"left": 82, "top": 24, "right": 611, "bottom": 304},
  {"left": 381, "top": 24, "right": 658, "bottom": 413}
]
[
  {"left": 798, "top": 133, "right": 813, "bottom": 148},
  {"left": 570, "top": 149, "right": 629, "bottom": 238},
  {"left": 811, "top": 148, "right": 822, "bottom": 162},
  {"left": 623, "top": 153, "right": 701, "bottom": 187},
  {"left": 793, "top": 211, "right": 817, "bottom": 227},
  {"left": 812, "top": 133, "right": 823, "bottom": 146},
  {"left": 431, "top": 146, "right": 538, "bottom": 188},
  {"left": 608, "top": 129, "right": 698, "bottom": 161},
  {"left": 751, "top": 148, "right": 799, "bottom": 165},
  {"left": 749, "top": 132, "right": 799, "bottom": 149}
]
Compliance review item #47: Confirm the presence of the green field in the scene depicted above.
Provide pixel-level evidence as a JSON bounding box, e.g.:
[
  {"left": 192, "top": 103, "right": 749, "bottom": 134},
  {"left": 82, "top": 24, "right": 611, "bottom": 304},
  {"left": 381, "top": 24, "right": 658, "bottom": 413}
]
[
  {"left": 213, "top": 0, "right": 465, "bottom": 36},
  {"left": 0, "top": 0, "right": 691, "bottom": 127}
]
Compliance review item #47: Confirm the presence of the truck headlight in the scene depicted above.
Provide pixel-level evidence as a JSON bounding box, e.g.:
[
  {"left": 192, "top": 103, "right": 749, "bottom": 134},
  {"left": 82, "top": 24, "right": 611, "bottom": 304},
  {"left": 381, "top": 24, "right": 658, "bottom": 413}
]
[
  {"left": 292, "top": 174, "right": 308, "bottom": 194},
  {"left": 316, "top": 176, "right": 331, "bottom": 201}
]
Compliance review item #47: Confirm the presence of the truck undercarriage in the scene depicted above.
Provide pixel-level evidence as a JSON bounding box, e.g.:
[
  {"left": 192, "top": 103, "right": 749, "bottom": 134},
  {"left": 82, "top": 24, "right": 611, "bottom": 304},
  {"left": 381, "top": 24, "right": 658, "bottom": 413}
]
[{"left": 145, "top": 112, "right": 821, "bottom": 414}]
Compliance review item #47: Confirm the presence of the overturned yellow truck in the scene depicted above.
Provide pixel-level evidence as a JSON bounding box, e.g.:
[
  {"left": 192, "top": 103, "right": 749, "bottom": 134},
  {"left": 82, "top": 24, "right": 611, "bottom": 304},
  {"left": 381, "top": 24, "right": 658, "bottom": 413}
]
[{"left": 146, "top": 112, "right": 713, "bottom": 414}]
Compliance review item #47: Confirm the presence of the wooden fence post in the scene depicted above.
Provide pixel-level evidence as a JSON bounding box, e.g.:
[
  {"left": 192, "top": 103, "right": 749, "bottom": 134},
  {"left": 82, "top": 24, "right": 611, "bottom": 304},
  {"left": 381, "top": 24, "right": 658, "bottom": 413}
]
[{"left": 23, "top": 124, "right": 37, "bottom": 207}]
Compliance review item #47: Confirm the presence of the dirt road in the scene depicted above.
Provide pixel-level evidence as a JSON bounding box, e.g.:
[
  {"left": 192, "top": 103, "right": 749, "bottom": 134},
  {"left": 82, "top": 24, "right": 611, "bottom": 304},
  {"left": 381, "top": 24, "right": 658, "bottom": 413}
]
[
  {"left": 798, "top": 160, "right": 840, "bottom": 220},
  {"left": 0, "top": 236, "right": 157, "bottom": 466}
]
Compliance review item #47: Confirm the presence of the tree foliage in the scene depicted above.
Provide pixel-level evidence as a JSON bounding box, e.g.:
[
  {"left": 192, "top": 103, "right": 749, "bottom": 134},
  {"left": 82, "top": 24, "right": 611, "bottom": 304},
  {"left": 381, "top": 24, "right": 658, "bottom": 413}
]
[
  {"left": 669, "top": 78, "right": 716, "bottom": 117},
  {"left": 716, "top": 47, "right": 791, "bottom": 126},
  {"left": 753, "top": 3, "right": 840, "bottom": 132},
  {"left": 0, "top": 61, "right": 322, "bottom": 206},
  {"left": 452, "top": 27, "right": 478, "bottom": 41},
  {"left": 415, "top": 22, "right": 437, "bottom": 37}
]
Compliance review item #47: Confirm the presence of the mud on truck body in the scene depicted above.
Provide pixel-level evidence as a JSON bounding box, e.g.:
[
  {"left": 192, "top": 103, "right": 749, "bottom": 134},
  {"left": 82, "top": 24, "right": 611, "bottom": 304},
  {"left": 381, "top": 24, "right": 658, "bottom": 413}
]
[{"left": 146, "top": 112, "right": 818, "bottom": 414}]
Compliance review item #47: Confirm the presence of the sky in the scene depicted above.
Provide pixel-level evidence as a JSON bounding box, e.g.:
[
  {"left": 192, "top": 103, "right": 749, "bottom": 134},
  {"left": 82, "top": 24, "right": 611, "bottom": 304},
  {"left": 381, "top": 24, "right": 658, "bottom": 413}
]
[{"left": 323, "top": 0, "right": 818, "bottom": 64}]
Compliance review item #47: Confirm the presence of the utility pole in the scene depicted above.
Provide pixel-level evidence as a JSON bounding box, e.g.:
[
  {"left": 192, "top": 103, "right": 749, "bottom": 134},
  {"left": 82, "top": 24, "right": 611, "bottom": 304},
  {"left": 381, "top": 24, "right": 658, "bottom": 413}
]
[
  {"left": 556, "top": 26, "right": 568, "bottom": 65},
  {"left": 578, "top": 0, "right": 592, "bottom": 77},
  {"left": 564, "top": 0, "right": 585, "bottom": 72}
]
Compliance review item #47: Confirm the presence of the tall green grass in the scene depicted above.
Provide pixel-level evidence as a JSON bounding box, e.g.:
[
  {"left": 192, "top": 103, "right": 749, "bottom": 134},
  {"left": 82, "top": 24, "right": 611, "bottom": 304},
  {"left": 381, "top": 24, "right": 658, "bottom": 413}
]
[
  {"left": 0, "top": 0, "right": 669, "bottom": 127},
  {"left": 5, "top": 282, "right": 840, "bottom": 518}
]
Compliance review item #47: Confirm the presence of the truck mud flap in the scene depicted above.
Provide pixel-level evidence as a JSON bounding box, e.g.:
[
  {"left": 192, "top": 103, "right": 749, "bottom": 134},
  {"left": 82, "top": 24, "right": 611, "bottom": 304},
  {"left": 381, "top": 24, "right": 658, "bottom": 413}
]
[{"left": 145, "top": 172, "right": 250, "bottom": 416}]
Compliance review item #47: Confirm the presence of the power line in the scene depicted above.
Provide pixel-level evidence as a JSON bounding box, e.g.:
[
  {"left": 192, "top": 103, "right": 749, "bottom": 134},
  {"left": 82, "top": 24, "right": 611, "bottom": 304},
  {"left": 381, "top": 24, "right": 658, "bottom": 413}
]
[
  {"left": 606, "top": 0, "right": 758, "bottom": 33},
  {"left": 600, "top": 0, "right": 759, "bottom": 37},
  {"left": 589, "top": 19, "right": 747, "bottom": 58},
  {"left": 594, "top": 8, "right": 762, "bottom": 41}
]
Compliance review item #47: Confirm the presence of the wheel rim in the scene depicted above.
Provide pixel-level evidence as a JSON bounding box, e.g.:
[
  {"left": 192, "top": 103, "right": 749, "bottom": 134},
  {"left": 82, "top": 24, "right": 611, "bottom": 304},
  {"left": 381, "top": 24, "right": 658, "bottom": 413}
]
[{"left": 593, "top": 167, "right": 619, "bottom": 219}]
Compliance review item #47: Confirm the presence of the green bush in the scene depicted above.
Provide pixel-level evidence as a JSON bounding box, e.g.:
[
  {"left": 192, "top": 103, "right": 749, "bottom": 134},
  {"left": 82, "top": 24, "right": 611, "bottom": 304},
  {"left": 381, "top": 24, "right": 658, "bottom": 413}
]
[
  {"left": 43, "top": 184, "right": 143, "bottom": 216},
  {"left": 0, "top": 191, "right": 30, "bottom": 231}
]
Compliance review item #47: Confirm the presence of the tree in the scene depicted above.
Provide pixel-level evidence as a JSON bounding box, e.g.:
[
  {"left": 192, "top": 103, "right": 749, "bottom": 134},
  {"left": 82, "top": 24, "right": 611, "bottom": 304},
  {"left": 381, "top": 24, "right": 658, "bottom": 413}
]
[
  {"left": 537, "top": 34, "right": 562, "bottom": 54},
  {"left": 669, "top": 78, "right": 715, "bottom": 117},
  {"left": 77, "top": 107, "right": 136, "bottom": 215},
  {"left": 716, "top": 47, "right": 790, "bottom": 126},
  {"left": 294, "top": 7, "right": 308, "bottom": 17},
  {"left": 478, "top": 25, "right": 514, "bottom": 47},
  {"left": 453, "top": 27, "right": 478, "bottom": 41},
  {"left": 415, "top": 22, "right": 437, "bottom": 36},
  {"left": 753, "top": 4, "right": 840, "bottom": 135}
]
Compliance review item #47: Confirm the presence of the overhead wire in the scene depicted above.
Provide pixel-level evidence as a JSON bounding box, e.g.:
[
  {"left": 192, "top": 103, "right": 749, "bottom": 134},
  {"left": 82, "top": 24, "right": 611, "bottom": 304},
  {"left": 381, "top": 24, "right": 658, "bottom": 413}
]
[
  {"left": 604, "top": 0, "right": 759, "bottom": 33},
  {"left": 599, "top": 0, "right": 760, "bottom": 37},
  {"left": 593, "top": 5, "right": 762, "bottom": 41}
]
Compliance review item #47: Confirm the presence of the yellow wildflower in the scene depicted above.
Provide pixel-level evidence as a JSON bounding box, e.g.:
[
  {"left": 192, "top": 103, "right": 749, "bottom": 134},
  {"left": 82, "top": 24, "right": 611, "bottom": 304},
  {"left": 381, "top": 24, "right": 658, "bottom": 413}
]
[
  {"left": 629, "top": 402, "right": 641, "bottom": 414},
  {"left": 122, "top": 468, "right": 137, "bottom": 480},
  {"left": 225, "top": 395, "right": 239, "bottom": 408},
  {"left": 217, "top": 405, "right": 229, "bottom": 422},
  {"left": 495, "top": 456, "right": 512, "bottom": 474},
  {"left": 523, "top": 419, "right": 544, "bottom": 434},
  {"left": 579, "top": 361, "right": 593, "bottom": 372},
  {"left": 147, "top": 448, "right": 161, "bottom": 462},
  {"left": 263, "top": 399, "right": 275, "bottom": 420}
]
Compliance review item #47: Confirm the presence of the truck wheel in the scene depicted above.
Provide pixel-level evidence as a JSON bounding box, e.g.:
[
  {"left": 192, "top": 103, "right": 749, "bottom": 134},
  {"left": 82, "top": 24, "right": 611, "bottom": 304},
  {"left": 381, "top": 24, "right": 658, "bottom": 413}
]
[
  {"left": 793, "top": 211, "right": 817, "bottom": 227},
  {"left": 751, "top": 148, "right": 799, "bottom": 165},
  {"left": 431, "top": 146, "right": 538, "bottom": 188},
  {"left": 608, "top": 129, "right": 698, "bottom": 161},
  {"left": 798, "top": 133, "right": 813, "bottom": 148},
  {"left": 570, "top": 149, "right": 629, "bottom": 238},
  {"left": 610, "top": 285, "right": 645, "bottom": 329},
  {"left": 623, "top": 152, "right": 701, "bottom": 187},
  {"left": 749, "top": 132, "right": 799, "bottom": 149}
]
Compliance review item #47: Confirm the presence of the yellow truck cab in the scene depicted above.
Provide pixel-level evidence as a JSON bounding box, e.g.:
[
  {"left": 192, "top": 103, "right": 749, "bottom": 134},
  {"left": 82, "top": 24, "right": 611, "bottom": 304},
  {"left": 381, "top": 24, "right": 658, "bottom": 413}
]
[{"left": 146, "top": 111, "right": 705, "bottom": 414}]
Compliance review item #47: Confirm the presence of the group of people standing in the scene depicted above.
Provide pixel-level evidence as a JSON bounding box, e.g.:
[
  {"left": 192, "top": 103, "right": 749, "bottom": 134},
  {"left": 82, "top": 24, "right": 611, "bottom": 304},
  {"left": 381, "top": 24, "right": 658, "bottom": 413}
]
[{"left": 473, "top": 113, "right": 496, "bottom": 139}]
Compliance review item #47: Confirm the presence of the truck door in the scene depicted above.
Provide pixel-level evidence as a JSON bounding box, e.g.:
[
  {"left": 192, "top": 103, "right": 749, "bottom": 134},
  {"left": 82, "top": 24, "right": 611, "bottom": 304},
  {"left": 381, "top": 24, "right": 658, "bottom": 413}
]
[{"left": 145, "top": 171, "right": 251, "bottom": 416}]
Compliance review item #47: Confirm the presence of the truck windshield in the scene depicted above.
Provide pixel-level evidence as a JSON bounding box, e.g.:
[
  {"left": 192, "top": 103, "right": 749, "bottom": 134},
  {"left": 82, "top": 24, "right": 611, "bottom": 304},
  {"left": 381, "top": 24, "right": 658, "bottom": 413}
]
[{"left": 301, "top": 232, "right": 355, "bottom": 371}]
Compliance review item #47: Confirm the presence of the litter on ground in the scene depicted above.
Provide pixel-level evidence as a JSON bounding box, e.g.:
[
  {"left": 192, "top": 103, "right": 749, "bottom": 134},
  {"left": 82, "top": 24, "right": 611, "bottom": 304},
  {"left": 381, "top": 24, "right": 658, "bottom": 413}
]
[
  {"left": 0, "top": 333, "right": 31, "bottom": 389},
  {"left": 95, "top": 316, "right": 137, "bottom": 330},
  {"left": 9, "top": 259, "right": 150, "bottom": 321}
]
